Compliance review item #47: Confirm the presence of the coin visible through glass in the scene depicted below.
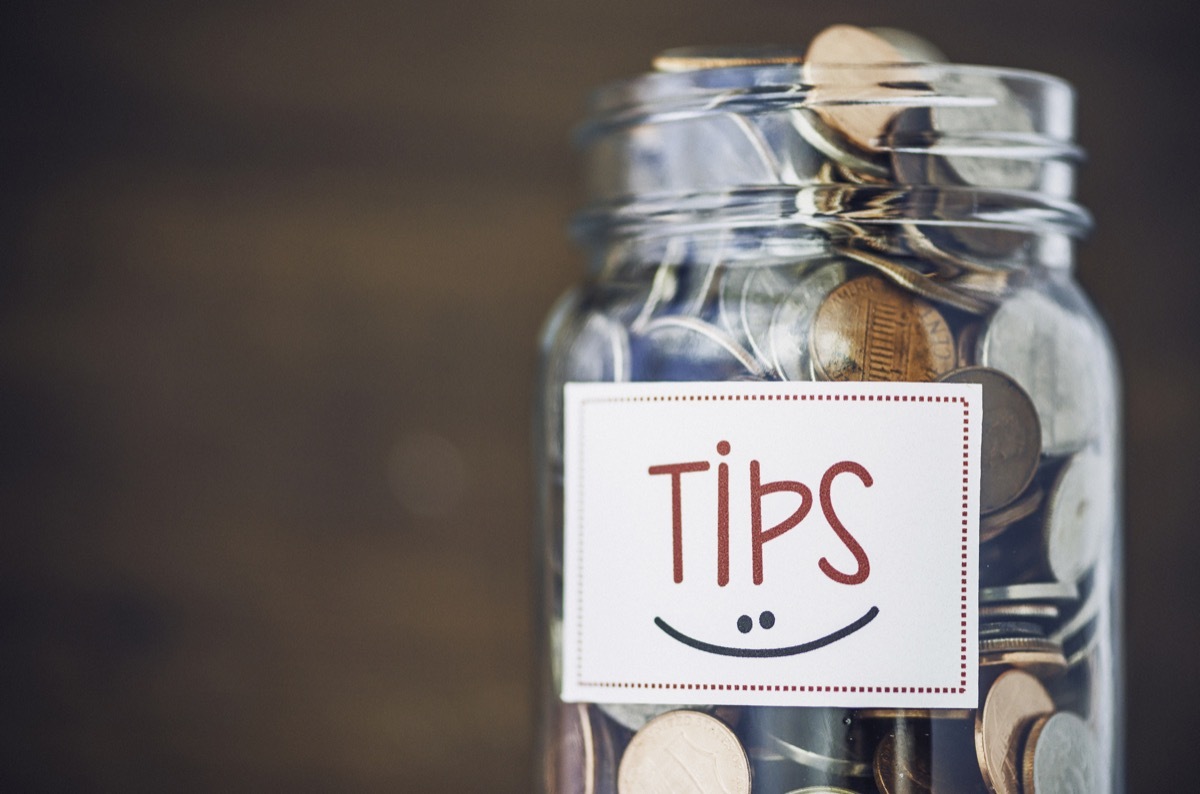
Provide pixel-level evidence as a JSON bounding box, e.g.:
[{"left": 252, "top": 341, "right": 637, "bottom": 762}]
[
  {"left": 1021, "top": 712, "right": 1098, "bottom": 794},
  {"left": 810, "top": 274, "right": 955, "bottom": 381},
  {"left": 939, "top": 367, "right": 1041, "bottom": 513},
  {"left": 974, "top": 670, "right": 1054, "bottom": 794},
  {"left": 617, "top": 710, "right": 751, "bottom": 794}
]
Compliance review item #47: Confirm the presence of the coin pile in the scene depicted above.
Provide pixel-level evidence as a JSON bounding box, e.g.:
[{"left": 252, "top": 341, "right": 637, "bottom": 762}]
[{"left": 542, "top": 24, "right": 1113, "bottom": 793}]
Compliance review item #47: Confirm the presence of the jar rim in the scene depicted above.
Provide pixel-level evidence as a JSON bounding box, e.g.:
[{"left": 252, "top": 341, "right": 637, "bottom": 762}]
[{"left": 577, "top": 62, "right": 1077, "bottom": 146}]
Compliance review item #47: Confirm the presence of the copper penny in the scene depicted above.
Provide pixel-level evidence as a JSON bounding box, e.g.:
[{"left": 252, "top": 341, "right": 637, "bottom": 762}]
[
  {"left": 617, "top": 710, "right": 750, "bottom": 794},
  {"left": 810, "top": 274, "right": 955, "bottom": 382},
  {"left": 939, "top": 367, "right": 1041, "bottom": 512},
  {"left": 979, "top": 487, "right": 1044, "bottom": 544},
  {"left": 974, "top": 670, "right": 1054, "bottom": 794},
  {"left": 804, "top": 25, "right": 917, "bottom": 152},
  {"left": 875, "top": 729, "right": 934, "bottom": 794}
]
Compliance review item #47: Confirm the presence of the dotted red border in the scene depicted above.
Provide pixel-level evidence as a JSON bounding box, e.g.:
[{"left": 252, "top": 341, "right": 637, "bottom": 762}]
[{"left": 572, "top": 389, "right": 974, "bottom": 697}]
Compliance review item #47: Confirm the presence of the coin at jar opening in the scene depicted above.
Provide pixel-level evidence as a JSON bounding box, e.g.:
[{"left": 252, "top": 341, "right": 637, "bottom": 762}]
[
  {"left": 653, "top": 45, "right": 805, "bottom": 72},
  {"left": 1043, "top": 450, "right": 1111, "bottom": 583},
  {"left": 804, "top": 24, "right": 921, "bottom": 153},
  {"left": 810, "top": 273, "right": 956, "bottom": 381},
  {"left": 637, "top": 315, "right": 764, "bottom": 380},
  {"left": 930, "top": 70, "right": 1039, "bottom": 191},
  {"left": 1021, "top": 712, "right": 1098, "bottom": 794},
  {"left": 974, "top": 670, "right": 1054, "bottom": 794},
  {"left": 788, "top": 107, "right": 892, "bottom": 180},
  {"left": 939, "top": 367, "right": 1041, "bottom": 513},
  {"left": 979, "top": 487, "right": 1044, "bottom": 544},
  {"left": 768, "top": 262, "right": 848, "bottom": 380},
  {"left": 617, "top": 710, "right": 751, "bottom": 794},
  {"left": 977, "top": 289, "right": 1101, "bottom": 456}
]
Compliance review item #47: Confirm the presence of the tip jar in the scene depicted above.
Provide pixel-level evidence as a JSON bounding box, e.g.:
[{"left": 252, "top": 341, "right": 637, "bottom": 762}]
[{"left": 534, "top": 25, "right": 1121, "bottom": 794}]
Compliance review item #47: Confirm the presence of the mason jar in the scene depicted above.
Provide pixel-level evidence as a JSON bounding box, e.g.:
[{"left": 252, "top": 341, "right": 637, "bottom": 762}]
[{"left": 535, "top": 26, "right": 1121, "bottom": 794}]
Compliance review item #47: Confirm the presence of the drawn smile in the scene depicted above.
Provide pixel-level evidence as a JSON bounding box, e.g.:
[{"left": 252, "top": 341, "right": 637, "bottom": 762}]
[{"left": 653, "top": 606, "right": 879, "bottom": 658}]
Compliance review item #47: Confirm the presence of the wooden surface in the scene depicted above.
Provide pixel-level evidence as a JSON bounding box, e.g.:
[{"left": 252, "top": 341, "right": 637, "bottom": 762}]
[{"left": 2, "top": 1, "right": 1198, "bottom": 790}]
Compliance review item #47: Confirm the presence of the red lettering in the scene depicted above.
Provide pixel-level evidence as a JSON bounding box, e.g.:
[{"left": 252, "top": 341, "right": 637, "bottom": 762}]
[
  {"left": 818, "top": 461, "right": 872, "bottom": 585},
  {"left": 750, "top": 460, "right": 813, "bottom": 585},
  {"left": 648, "top": 461, "right": 710, "bottom": 583},
  {"left": 716, "top": 441, "right": 731, "bottom": 586}
]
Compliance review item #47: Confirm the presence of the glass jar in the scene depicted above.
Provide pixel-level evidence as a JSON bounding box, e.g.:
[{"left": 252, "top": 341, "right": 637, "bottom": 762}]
[{"left": 536, "top": 30, "right": 1120, "bottom": 794}]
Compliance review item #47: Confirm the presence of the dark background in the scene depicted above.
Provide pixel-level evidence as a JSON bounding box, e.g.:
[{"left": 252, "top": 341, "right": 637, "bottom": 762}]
[{"left": 2, "top": 1, "right": 1196, "bottom": 791}]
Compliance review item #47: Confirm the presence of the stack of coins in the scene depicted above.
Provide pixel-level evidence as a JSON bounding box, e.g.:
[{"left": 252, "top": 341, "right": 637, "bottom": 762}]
[{"left": 541, "top": 24, "right": 1113, "bottom": 793}]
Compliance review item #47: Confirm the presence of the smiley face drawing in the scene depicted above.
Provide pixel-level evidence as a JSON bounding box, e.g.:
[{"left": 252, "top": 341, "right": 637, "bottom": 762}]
[{"left": 653, "top": 605, "right": 880, "bottom": 658}]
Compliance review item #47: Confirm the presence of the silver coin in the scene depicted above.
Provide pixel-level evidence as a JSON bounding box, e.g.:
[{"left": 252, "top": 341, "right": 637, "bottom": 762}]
[
  {"left": 767, "top": 262, "right": 847, "bottom": 380},
  {"left": 631, "top": 239, "right": 686, "bottom": 332},
  {"left": 980, "top": 582, "right": 1079, "bottom": 605},
  {"left": 1022, "top": 712, "right": 1098, "bottom": 794},
  {"left": 930, "top": 70, "right": 1039, "bottom": 191},
  {"left": 638, "top": 315, "right": 764, "bottom": 379},
  {"left": 719, "top": 265, "right": 801, "bottom": 375},
  {"left": 977, "top": 289, "right": 1101, "bottom": 456},
  {"left": 618, "top": 710, "right": 750, "bottom": 794},
  {"left": 1043, "top": 451, "right": 1110, "bottom": 583}
]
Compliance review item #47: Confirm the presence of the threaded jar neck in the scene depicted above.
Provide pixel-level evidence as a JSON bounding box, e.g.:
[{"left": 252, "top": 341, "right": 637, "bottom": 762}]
[{"left": 572, "top": 62, "right": 1091, "bottom": 270}]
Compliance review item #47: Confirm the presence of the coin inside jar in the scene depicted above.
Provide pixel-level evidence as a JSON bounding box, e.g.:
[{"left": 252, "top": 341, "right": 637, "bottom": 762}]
[
  {"left": 1021, "top": 712, "right": 1098, "bottom": 794},
  {"left": 810, "top": 274, "right": 955, "bottom": 381},
  {"left": 974, "top": 670, "right": 1054, "bottom": 794},
  {"left": 939, "top": 367, "right": 1041, "bottom": 513},
  {"left": 617, "top": 710, "right": 751, "bottom": 794}
]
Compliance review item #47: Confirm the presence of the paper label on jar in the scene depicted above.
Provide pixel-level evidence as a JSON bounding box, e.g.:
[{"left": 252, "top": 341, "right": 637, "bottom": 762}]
[{"left": 561, "top": 381, "right": 981, "bottom": 709}]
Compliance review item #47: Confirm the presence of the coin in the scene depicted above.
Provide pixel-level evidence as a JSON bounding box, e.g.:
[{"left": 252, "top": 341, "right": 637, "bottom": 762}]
[
  {"left": 1043, "top": 450, "right": 1110, "bottom": 583},
  {"left": 617, "top": 710, "right": 751, "bottom": 794},
  {"left": 979, "top": 602, "right": 1059, "bottom": 623},
  {"left": 930, "top": 70, "right": 1039, "bottom": 191},
  {"left": 804, "top": 25, "right": 917, "bottom": 153},
  {"left": 979, "top": 487, "right": 1043, "bottom": 543},
  {"left": 980, "top": 582, "right": 1079, "bottom": 605},
  {"left": 974, "top": 670, "right": 1053, "bottom": 794},
  {"left": 835, "top": 244, "right": 995, "bottom": 315},
  {"left": 653, "top": 45, "right": 805, "bottom": 72},
  {"left": 718, "top": 264, "right": 801, "bottom": 374},
  {"left": 1021, "top": 712, "right": 1098, "bottom": 793},
  {"left": 874, "top": 728, "right": 933, "bottom": 794},
  {"left": 977, "top": 289, "right": 1101, "bottom": 455},
  {"left": 810, "top": 274, "right": 956, "bottom": 381},
  {"left": 939, "top": 367, "right": 1041, "bottom": 513},
  {"left": 637, "top": 315, "right": 764, "bottom": 380},
  {"left": 767, "top": 262, "right": 847, "bottom": 380}
]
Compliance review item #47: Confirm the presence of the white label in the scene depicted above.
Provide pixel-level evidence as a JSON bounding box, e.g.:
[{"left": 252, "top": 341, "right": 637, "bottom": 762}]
[{"left": 562, "top": 381, "right": 981, "bottom": 709}]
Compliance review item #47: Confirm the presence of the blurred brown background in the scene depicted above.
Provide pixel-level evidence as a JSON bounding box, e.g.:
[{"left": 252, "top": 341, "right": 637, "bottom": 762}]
[{"left": 2, "top": 1, "right": 1197, "bottom": 791}]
